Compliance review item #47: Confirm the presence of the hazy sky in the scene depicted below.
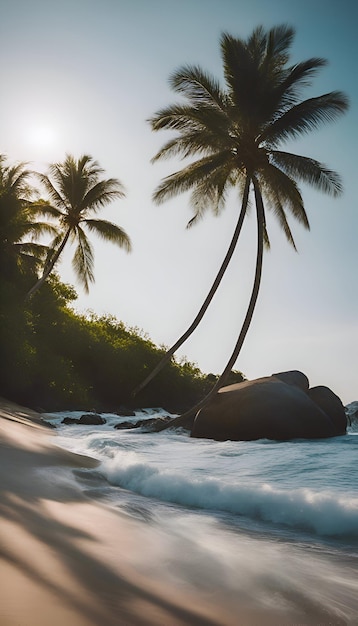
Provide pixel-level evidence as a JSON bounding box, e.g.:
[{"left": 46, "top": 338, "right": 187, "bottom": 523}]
[{"left": 1, "top": 0, "right": 357, "bottom": 403}]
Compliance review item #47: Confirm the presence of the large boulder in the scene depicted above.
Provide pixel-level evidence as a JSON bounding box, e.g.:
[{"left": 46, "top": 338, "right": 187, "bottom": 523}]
[{"left": 191, "top": 371, "right": 347, "bottom": 441}]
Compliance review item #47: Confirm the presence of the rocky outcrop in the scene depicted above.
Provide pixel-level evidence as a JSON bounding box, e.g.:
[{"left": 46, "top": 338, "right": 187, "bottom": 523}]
[
  {"left": 79, "top": 413, "right": 106, "bottom": 425},
  {"left": 114, "top": 416, "right": 172, "bottom": 431},
  {"left": 191, "top": 371, "right": 347, "bottom": 442},
  {"left": 62, "top": 413, "right": 106, "bottom": 426}
]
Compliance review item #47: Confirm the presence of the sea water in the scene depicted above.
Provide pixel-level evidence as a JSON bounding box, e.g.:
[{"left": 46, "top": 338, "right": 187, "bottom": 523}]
[{"left": 44, "top": 403, "right": 358, "bottom": 624}]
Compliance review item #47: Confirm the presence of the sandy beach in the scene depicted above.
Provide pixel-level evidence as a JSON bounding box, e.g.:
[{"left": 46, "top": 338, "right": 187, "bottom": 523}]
[{"left": 0, "top": 397, "right": 285, "bottom": 626}]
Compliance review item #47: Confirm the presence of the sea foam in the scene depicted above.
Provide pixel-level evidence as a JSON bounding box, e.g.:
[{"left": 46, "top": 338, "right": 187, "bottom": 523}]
[{"left": 101, "top": 453, "right": 358, "bottom": 538}]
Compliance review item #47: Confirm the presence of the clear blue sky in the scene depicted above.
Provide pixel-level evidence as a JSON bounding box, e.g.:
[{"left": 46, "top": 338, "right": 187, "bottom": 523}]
[{"left": 1, "top": 0, "right": 357, "bottom": 403}]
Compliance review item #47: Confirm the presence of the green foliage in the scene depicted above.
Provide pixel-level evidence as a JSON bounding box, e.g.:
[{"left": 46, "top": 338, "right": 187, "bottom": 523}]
[
  {"left": 0, "top": 271, "right": 218, "bottom": 412},
  {"left": 27, "top": 154, "right": 131, "bottom": 298},
  {"left": 0, "top": 155, "right": 52, "bottom": 282}
]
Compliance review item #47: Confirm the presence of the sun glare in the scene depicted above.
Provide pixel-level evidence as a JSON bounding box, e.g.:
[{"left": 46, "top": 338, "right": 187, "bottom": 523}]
[{"left": 27, "top": 126, "right": 57, "bottom": 148}]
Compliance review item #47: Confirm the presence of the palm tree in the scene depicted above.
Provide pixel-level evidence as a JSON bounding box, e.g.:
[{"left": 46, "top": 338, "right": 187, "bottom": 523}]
[
  {"left": 0, "top": 156, "right": 54, "bottom": 281},
  {"left": 134, "top": 25, "right": 348, "bottom": 419},
  {"left": 26, "top": 154, "right": 131, "bottom": 299}
]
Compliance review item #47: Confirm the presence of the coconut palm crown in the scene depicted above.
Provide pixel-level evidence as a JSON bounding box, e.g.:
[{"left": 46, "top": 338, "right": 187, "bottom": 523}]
[
  {"left": 26, "top": 154, "right": 131, "bottom": 298},
  {"left": 134, "top": 24, "right": 348, "bottom": 404},
  {"left": 151, "top": 25, "right": 347, "bottom": 235},
  {"left": 0, "top": 155, "right": 54, "bottom": 280}
]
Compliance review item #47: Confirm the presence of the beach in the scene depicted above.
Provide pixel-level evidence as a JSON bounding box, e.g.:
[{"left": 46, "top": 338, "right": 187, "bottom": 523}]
[{"left": 0, "top": 397, "right": 289, "bottom": 626}]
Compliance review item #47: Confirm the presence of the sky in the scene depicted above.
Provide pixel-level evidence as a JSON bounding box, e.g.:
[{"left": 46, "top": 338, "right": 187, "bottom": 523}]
[{"left": 0, "top": 0, "right": 357, "bottom": 404}]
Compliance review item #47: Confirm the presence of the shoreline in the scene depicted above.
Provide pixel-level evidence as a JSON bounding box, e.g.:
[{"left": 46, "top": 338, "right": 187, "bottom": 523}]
[{"left": 0, "top": 397, "right": 280, "bottom": 626}]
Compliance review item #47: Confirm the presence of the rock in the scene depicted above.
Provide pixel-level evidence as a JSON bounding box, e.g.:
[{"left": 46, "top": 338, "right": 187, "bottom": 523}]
[
  {"left": 191, "top": 371, "right": 347, "bottom": 442},
  {"left": 114, "top": 416, "right": 172, "bottom": 431},
  {"left": 79, "top": 413, "right": 106, "bottom": 425},
  {"left": 61, "top": 413, "right": 106, "bottom": 425},
  {"left": 114, "top": 420, "right": 138, "bottom": 430},
  {"left": 139, "top": 416, "right": 172, "bottom": 432},
  {"left": 62, "top": 417, "right": 80, "bottom": 425},
  {"left": 272, "top": 370, "right": 309, "bottom": 392}
]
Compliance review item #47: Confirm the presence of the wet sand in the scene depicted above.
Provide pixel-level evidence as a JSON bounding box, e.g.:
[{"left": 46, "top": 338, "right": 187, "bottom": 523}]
[{"left": 0, "top": 397, "right": 279, "bottom": 626}]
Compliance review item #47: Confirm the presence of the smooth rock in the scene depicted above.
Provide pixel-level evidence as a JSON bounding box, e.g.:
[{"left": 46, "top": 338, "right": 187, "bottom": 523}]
[{"left": 191, "top": 371, "right": 346, "bottom": 441}]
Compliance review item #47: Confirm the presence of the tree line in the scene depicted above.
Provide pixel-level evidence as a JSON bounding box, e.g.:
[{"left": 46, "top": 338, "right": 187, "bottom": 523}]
[{"left": 1, "top": 268, "right": 245, "bottom": 411}]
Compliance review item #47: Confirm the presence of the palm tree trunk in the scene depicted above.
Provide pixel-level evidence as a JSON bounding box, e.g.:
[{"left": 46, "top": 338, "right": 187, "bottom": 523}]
[
  {"left": 157, "top": 177, "right": 265, "bottom": 431},
  {"left": 25, "top": 229, "right": 71, "bottom": 300},
  {"left": 132, "top": 177, "right": 251, "bottom": 397}
]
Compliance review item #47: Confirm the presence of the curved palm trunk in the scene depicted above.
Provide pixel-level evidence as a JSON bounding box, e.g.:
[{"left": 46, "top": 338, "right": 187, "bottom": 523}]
[
  {"left": 25, "top": 229, "right": 71, "bottom": 300},
  {"left": 158, "top": 177, "right": 265, "bottom": 431},
  {"left": 132, "top": 177, "right": 251, "bottom": 397}
]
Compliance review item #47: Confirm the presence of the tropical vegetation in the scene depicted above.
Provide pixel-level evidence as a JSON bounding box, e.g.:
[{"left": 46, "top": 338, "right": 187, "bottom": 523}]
[
  {"left": 0, "top": 154, "right": 220, "bottom": 412},
  {"left": 0, "top": 156, "right": 55, "bottom": 282},
  {"left": 26, "top": 154, "right": 131, "bottom": 299},
  {"left": 1, "top": 271, "right": 219, "bottom": 412},
  {"left": 134, "top": 24, "right": 348, "bottom": 421}
]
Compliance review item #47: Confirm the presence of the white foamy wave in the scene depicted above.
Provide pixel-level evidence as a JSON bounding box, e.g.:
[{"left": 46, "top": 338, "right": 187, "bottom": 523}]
[
  {"left": 346, "top": 401, "right": 358, "bottom": 431},
  {"left": 101, "top": 454, "right": 358, "bottom": 538}
]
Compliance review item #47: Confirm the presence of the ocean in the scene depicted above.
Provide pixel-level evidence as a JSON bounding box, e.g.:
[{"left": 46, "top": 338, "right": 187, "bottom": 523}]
[{"left": 44, "top": 402, "right": 358, "bottom": 625}]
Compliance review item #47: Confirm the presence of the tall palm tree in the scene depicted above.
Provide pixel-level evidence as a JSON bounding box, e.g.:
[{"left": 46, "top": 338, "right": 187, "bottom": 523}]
[
  {"left": 134, "top": 24, "right": 348, "bottom": 416},
  {"left": 0, "top": 156, "right": 54, "bottom": 280},
  {"left": 26, "top": 154, "right": 131, "bottom": 299}
]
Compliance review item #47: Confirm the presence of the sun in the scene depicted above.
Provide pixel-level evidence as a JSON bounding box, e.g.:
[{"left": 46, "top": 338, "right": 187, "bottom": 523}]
[{"left": 26, "top": 125, "right": 57, "bottom": 148}]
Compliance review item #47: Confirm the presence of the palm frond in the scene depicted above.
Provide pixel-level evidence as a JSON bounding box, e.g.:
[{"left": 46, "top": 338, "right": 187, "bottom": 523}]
[
  {"left": 169, "top": 65, "right": 227, "bottom": 110},
  {"left": 29, "top": 199, "right": 64, "bottom": 219},
  {"left": 14, "top": 241, "right": 49, "bottom": 259},
  {"left": 272, "top": 197, "right": 297, "bottom": 249},
  {"left": 277, "top": 58, "right": 327, "bottom": 107},
  {"left": 84, "top": 219, "right": 131, "bottom": 251},
  {"left": 149, "top": 104, "right": 197, "bottom": 132},
  {"left": 72, "top": 226, "right": 95, "bottom": 293},
  {"left": 76, "top": 154, "right": 105, "bottom": 181},
  {"left": 36, "top": 172, "right": 68, "bottom": 211},
  {"left": 221, "top": 32, "right": 254, "bottom": 94},
  {"left": 259, "top": 183, "right": 297, "bottom": 249},
  {"left": 258, "top": 162, "right": 309, "bottom": 229},
  {"left": 149, "top": 102, "right": 230, "bottom": 137},
  {"left": 270, "top": 151, "right": 343, "bottom": 197},
  {"left": 81, "top": 179, "right": 125, "bottom": 213},
  {"left": 0, "top": 159, "right": 33, "bottom": 204},
  {"left": 262, "top": 91, "right": 349, "bottom": 145},
  {"left": 246, "top": 26, "right": 267, "bottom": 60},
  {"left": 187, "top": 171, "right": 231, "bottom": 228},
  {"left": 264, "top": 24, "right": 294, "bottom": 64},
  {"left": 27, "top": 221, "right": 59, "bottom": 240},
  {"left": 153, "top": 151, "right": 234, "bottom": 205},
  {"left": 152, "top": 125, "right": 233, "bottom": 162}
]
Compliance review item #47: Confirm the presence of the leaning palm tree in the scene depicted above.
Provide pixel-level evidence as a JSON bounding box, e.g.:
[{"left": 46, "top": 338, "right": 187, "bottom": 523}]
[
  {"left": 0, "top": 156, "right": 54, "bottom": 280},
  {"left": 134, "top": 24, "right": 348, "bottom": 420},
  {"left": 26, "top": 154, "right": 131, "bottom": 299}
]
